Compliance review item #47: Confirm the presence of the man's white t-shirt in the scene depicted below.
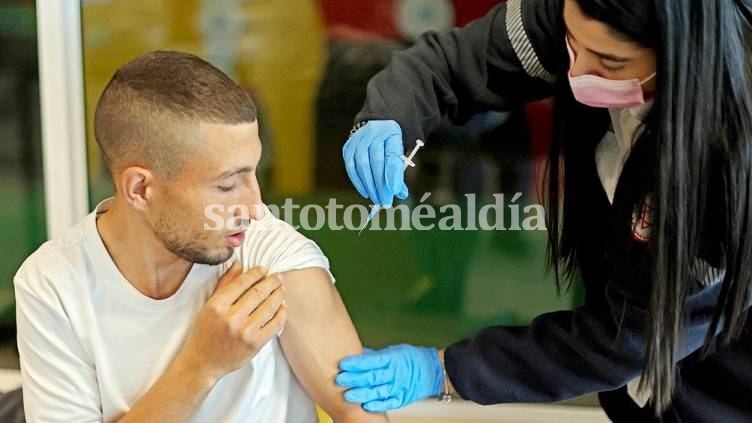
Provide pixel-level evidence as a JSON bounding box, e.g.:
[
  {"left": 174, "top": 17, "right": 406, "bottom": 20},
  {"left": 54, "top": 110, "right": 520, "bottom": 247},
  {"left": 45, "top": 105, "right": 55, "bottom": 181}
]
[{"left": 15, "top": 199, "right": 334, "bottom": 422}]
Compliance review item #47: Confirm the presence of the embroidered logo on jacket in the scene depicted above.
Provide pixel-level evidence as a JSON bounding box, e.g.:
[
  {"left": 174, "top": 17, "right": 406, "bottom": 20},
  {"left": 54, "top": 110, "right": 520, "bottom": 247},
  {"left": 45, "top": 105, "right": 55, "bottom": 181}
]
[{"left": 631, "top": 197, "right": 653, "bottom": 242}]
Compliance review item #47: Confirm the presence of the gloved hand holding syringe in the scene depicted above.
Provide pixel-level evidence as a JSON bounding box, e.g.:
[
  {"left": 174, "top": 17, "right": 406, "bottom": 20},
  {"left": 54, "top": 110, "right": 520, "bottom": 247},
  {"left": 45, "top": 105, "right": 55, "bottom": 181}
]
[
  {"left": 342, "top": 120, "right": 425, "bottom": 234},
  {"left": 358, "top": 139, "right": 424, "bottom": 234}
]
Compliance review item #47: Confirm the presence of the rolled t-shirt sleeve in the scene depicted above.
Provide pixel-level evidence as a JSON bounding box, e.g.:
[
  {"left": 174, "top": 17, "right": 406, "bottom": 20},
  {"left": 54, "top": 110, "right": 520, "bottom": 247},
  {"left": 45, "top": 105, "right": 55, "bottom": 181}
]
[{"left": 238, "top": 213, "right": 335, "bottom": 284}]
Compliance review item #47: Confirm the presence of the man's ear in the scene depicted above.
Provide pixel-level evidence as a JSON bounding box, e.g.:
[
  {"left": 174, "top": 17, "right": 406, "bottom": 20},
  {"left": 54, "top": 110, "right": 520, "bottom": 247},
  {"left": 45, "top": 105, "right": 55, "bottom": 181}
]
[{"left": 119, "top": 166, "right": 155, "bottom": 212}]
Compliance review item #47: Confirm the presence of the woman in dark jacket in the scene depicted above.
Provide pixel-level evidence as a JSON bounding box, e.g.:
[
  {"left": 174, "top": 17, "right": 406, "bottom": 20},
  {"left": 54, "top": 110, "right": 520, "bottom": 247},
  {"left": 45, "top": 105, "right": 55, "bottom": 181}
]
[{"left": 335, "top": 0, "right": 752, "bottom": 421}]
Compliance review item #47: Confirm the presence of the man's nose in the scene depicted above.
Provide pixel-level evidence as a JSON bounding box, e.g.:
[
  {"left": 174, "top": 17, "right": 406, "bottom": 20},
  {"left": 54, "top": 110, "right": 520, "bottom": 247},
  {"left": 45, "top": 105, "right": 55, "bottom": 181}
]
[{"left": 240, "top": 181, "right": 264, "bottom": 221}]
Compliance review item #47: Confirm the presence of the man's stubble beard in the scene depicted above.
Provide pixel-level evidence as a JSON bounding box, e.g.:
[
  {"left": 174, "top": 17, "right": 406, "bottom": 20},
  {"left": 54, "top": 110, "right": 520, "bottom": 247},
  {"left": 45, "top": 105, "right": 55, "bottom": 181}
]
[{"left": 153, "top": 208, "right": 234, "bottom": 265}]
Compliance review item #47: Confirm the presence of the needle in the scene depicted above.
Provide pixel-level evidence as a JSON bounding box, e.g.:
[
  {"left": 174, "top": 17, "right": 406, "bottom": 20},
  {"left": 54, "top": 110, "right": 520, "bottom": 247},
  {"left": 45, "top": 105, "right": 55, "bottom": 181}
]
[{"left": 358, "top": 140, "right": 425, "bottom": 236}]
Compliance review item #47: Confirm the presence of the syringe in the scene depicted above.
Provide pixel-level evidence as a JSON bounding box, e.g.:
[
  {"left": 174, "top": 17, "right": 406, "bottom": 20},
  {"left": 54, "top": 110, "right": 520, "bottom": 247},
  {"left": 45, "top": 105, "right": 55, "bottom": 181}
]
[
  {"left": 401, "top": 139, "right": 425, "bottom": 170},
  {"left": 359, "top": 140, "right": 425, "bottom": 235}
]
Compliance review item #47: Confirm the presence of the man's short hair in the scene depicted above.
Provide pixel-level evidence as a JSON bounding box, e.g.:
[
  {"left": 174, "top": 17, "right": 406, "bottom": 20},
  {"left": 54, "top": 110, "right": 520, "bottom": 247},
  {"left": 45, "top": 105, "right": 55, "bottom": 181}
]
[{"left": 93, "top": 50, "right": 257, "bottom": 179}]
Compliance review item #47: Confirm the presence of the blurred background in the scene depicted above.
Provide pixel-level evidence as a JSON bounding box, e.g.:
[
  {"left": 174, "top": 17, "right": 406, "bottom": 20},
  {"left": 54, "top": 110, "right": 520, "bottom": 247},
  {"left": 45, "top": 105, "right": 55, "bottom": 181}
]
[{"left": 0, "top": 0, "right": 596, "bottom": 419}]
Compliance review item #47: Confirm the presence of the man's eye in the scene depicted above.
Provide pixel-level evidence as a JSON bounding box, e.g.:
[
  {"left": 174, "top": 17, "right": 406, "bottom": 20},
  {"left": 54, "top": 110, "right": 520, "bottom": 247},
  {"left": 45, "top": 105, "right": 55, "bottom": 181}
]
[{"left": 217, "top": 183, "right": 237, "bottom": 192}]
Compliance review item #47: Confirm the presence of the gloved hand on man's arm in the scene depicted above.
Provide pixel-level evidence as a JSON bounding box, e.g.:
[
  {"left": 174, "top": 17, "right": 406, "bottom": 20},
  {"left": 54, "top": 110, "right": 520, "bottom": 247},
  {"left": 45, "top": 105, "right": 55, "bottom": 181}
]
[
  {"left": 336, "top": 344, "right": 445, "bottom": 412},
  {"left": 342, "top": 120, "right": 410, "bottom": 208}
]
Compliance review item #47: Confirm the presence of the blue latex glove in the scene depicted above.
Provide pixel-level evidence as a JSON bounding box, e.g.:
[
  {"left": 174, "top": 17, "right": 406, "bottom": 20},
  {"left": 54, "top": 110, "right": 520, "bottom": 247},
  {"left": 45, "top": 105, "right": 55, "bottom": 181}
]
[
  {"left": 342, "top": 120, "right": 410, "bottom": 207},
  {"left": 336, "top": 344, "right": 443, "bottom": 412}
]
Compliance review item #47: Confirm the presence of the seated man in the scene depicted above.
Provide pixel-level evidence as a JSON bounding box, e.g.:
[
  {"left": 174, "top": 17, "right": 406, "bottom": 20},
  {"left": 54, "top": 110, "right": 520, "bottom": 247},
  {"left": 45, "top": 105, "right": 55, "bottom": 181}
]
[{"left": 14, "top": 50, "right": 386, "bottom": 423}]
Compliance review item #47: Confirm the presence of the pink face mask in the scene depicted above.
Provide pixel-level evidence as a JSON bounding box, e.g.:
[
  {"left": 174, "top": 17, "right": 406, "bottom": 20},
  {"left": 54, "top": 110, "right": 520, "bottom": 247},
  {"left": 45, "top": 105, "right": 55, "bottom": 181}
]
[{"left": 566, "top": 38, "right": 655, "bottom": 109}]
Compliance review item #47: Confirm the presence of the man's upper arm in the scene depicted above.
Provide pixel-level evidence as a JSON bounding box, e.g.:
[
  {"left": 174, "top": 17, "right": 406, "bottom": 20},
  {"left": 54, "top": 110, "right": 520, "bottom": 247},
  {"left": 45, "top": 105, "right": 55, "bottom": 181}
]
[
  {"left": 277, "top": 267, "right": 387, "bottom": 422},
  {"left": 15, "top": 281, "right": 102, "bottom": 422}
]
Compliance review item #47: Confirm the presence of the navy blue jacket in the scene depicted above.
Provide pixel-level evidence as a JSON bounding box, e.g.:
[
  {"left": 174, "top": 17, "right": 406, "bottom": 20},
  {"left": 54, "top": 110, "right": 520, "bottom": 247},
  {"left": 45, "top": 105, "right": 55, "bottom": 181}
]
[{"left": 353, "top": 0, "right": 752, "bottom": 421}]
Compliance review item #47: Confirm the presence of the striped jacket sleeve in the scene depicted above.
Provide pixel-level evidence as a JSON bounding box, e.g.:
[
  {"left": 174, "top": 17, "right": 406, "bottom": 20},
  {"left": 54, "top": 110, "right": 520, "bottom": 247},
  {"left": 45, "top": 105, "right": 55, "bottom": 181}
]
[{"left": 355, "top": 0, "right": 566, "bottom": 149}]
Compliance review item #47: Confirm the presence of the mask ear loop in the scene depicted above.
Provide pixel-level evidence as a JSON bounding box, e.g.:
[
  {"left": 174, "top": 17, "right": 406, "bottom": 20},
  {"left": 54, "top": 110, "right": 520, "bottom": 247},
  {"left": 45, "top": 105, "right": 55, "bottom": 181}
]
[{"left": 640, "top": 72, "right": 657, "bottom": 85}]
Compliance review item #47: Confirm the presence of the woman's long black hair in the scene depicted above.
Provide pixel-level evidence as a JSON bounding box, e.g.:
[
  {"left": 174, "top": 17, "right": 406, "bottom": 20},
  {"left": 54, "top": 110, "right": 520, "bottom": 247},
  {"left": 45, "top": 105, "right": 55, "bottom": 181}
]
[{"left": 546, "top": 0, "right": 752, "bottom": 413}]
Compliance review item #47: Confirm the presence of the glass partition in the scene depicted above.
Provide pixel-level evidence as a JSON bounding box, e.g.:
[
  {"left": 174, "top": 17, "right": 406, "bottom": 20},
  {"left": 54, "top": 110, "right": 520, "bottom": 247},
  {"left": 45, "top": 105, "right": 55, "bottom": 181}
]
[{"left": 0, "top": 1, "right": 45, "bottom": 334}]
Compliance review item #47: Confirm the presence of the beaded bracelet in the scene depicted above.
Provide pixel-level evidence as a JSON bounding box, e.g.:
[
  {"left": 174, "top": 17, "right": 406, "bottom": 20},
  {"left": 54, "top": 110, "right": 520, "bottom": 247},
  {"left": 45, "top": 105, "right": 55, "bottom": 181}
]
[
  {"left": 439, "top": 361, "right": 453, "bottom": 403},
  {"left": 348, "top": 120, "right": 369, "bottom": 138}
]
